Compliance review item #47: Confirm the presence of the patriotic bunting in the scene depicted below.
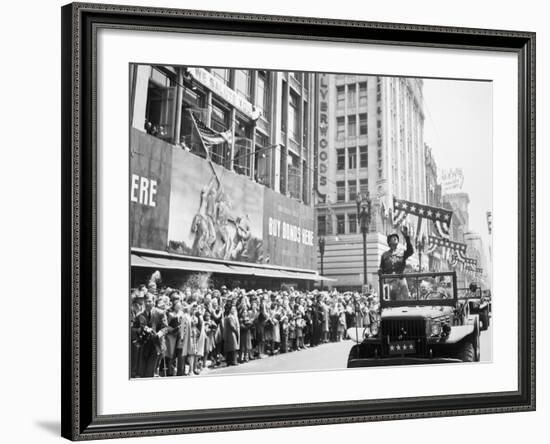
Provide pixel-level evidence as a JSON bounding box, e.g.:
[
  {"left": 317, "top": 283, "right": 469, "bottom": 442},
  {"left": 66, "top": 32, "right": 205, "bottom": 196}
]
[
  {"left": 427, "top": 235, "right": 467, "bottom": 262},
  {"left": 393, "top": 197, "right": 453, "bottom": 238}
]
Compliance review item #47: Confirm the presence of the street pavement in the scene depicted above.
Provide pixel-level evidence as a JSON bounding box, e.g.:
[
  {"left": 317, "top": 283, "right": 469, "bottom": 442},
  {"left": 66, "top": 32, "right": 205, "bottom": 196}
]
[{"left": 201, "top": 325, "right": 492, "bottom": 376}]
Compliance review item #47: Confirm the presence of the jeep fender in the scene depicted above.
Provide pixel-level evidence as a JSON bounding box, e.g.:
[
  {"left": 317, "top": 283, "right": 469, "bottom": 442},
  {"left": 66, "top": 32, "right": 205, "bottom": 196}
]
[{"left": 443, "top": 324, "right": 475, "bottom": 344}]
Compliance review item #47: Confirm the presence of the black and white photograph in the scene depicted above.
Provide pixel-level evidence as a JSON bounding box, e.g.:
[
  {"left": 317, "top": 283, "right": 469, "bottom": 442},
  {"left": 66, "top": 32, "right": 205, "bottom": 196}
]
[{"left": 129, "top": 65, "right": 493, "bottom": 378}]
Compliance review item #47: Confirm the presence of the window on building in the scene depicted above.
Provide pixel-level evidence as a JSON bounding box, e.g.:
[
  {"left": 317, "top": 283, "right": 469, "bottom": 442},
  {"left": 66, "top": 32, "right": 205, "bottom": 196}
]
[
  {"left": 145, "top": 68, "right": 176, "bottom": 142},
  {"left": 288, "top": 92, "right": 300, "bottom": 142},
  {"left": 347, "top": 84, "right": 356, "bottom": 108},
  {"left": 348, "top": 147, "right": 357, "bottom": 169},
  {"left": 360, "top": 179, "right": 368, "bottom": 197},
  {"left": 348, "top": 115, "right": 357, "bottom": 137},
  {"left": 359, "top": 113, "right": 368, "bottom": 135},
  {"left": 337, "top": 148, "right": 345, "bottom": 170},
  {"left": 348, "top": 180, "right": 357, "bottom": 201},
  {"left": 336, "top": 181, "right": 346, "bottom": 202},
  {"left": 256, "top": 71, "right": 270, "bottom": 120},
  {"left": 336, "top": 215, "right": 346, "bottom": 235},
  {"left": 359, "top": 82, "right": 368, "bottom": 105},
  {"left": 234, "top": 70, "right": 252, "bottom": 100},
  {"left": 359, "top": 145, "right": 368, "bottom": 168},
  {"left": 254, "top": 132, "right": 270, "bottom": 187},
  {"left": 211, "top": 68, "right": 230, "bottom": 85},
  {"left": 337, "top": 117, "right": 345, "bottom": 140},
  {"left": 318, "top": 215, "right": 327, "bottom": 236},
  {"left": 348, "top": 213, "right": 357, "bottom": 234},
  {"left": 337, "top": 86, "right": 345, "bottom": 109}
]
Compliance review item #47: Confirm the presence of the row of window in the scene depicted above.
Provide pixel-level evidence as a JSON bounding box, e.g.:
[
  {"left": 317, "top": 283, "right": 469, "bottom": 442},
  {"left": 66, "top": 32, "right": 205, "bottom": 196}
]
[
  {"left": 336, "top": 113, "right": 368, "bottom": 140},
  {"left": 336, "top": 179, "right": 368, "bottom": 202},
  {"left": 336, "top": 146, "right": 368, "bottom": 170},
  {"left": 318, "top": 213, "right": 359, "bottom": 236},
  {"left": 210, "top": 68, "right": 271, "bottom": 121},
  {"left": 336, "top": 82, "right": 368, "bottom": 108}
]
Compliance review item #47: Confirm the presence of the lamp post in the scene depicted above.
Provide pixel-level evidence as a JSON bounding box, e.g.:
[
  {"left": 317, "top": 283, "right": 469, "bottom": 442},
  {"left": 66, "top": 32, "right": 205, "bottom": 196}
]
[
  {"left": 356, "top": 192, "right": 371, "bottom": 287},
  {"left": 318, "top": 236, "right": 326, "bottom": 291}
]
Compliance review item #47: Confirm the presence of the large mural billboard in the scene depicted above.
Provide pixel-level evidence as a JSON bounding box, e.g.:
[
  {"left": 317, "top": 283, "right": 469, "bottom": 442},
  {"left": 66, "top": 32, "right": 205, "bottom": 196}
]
[{"left": 130, "top": 131, "right": 316, "bottom": 270}]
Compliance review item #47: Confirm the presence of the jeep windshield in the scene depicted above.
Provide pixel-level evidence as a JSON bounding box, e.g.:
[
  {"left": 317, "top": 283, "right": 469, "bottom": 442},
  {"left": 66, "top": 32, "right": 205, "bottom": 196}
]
[{"left": 379, "top": 271, "right": 457, "bottom": 308}]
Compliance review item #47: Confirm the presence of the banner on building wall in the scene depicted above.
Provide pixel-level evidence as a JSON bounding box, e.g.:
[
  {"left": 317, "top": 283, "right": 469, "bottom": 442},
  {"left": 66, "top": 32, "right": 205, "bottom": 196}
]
[
  {"left": 440, "top": 168, "right": 464, "bottom": 195},
  {"left": 130, "top": 132, "right": 316, "bottom": 270},
  {"left": 130, "top": 129, "right": 172, "bottom": 251},
  {"left": 317, "top": 74, "right": 329, "bottom": 196}
]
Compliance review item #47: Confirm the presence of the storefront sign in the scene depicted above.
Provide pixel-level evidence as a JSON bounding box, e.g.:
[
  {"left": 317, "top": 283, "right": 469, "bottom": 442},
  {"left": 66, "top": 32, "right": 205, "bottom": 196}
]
[
  {"left": 317, "top": 74, "right": 330, "bottom": 195},
  {"left": 187, "top": 67, "right": 255, "bottom": 118}
]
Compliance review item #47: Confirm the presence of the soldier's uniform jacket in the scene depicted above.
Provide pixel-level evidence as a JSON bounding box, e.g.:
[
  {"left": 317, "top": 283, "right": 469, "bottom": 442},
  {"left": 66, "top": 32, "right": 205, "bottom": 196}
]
[{"left": 379, "top": 235, "right": 414, "bottom": 274}]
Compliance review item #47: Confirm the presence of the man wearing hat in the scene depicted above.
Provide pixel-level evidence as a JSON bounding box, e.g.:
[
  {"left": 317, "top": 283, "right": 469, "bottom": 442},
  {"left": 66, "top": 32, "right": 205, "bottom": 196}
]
[
  {"left": 379, "top": 226, "right": 414, "bottom": 275},
  {"left": 379, "top": 226, "right": 414, "bottom": 300}
]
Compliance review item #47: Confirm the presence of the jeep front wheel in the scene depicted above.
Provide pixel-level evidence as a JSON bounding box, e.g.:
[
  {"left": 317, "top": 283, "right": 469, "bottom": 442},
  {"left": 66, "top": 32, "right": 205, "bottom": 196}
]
[{"left": 456, "top": 339, "right": 475, "bottom": 362}]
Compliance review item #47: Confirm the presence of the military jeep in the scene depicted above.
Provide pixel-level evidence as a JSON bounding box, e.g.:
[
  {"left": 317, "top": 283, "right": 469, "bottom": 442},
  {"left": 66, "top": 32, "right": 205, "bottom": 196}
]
[
  {"left": 347, "top": 271, "right": 481, "bottom": 367},
  {"left": 458, "top": 286, "right": 491, "bottom": 331}
]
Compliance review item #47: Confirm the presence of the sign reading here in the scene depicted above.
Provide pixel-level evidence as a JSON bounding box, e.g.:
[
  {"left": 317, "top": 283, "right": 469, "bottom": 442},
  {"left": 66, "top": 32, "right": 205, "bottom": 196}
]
[{"left": 130, "top": 174, "right": 158, "bottom": 207}]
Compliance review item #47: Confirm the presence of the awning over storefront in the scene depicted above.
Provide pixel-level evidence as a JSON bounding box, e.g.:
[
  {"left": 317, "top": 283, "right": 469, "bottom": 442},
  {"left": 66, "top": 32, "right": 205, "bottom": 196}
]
[
  {"left": 226, "top": 265, "right": 290, "bottom": 279},
  {"left": 131, "top": 250, "right": 327, "bottom": 281},
  {"left": 131, "top": 253, "right": 233, "bottom": 274}
]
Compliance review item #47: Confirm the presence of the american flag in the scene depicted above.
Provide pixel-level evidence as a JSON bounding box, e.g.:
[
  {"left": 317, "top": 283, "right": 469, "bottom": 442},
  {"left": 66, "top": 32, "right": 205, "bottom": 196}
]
[
  {"left": 393, "top": 197, "right": 453, "bottom": 238},
  {"left": 189, "top": 111, "right": 232, "bottom": 148}
]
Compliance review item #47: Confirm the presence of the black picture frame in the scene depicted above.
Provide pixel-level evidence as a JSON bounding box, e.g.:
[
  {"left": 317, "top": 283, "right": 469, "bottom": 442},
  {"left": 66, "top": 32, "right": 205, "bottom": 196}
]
[{"left": 61, "top": 2, "right": 536, "bottom": 440}]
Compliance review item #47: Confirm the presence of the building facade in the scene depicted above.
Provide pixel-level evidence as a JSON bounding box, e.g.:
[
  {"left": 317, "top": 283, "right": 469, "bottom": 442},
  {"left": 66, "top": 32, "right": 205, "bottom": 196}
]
[
  {"left": 129, "top": 65, "right": 319, "bottom": 290},
  {"left": 464, "top": 232, "right": 490, "bottom": 289},
  {"left": 315, "top": 74, "right": 427, "bottom": 290}
]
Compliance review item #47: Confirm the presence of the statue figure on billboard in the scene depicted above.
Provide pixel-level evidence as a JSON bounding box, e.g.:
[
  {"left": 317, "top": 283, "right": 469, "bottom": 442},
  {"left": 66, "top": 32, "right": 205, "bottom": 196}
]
[
  {"left": 228, "top": 215, "right": 252, "bottom": 261},
  {"left": 191, "top": 179, "right": 217, "bottom": 256},
  {"left": 188, "top": 166, "right": 266, "bottom": 263}
]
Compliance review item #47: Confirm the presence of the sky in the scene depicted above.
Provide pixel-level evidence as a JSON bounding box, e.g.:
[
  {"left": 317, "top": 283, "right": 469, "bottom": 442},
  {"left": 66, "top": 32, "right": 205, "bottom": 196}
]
[{"left": 422, "top": 78, "right": 493, "bottom": 265}]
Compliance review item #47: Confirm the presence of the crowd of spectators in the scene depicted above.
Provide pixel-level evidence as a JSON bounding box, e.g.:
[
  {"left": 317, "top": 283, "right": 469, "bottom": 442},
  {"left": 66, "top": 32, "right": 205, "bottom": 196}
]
[{"left": 130, "top": 280, "right": 380, "bottom": 378}]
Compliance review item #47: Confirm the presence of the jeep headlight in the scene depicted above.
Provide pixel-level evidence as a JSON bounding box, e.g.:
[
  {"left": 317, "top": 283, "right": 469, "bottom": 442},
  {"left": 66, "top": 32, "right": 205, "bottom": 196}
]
[
  {"left": 370, "top": 322, "right": 379, "bottom": 336},
  {"left": 430, "top": 323, "right": 442, "bottom": 336}
]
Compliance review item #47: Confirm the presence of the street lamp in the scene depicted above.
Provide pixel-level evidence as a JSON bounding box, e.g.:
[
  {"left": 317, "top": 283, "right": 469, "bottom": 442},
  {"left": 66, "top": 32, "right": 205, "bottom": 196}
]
[
  {"left": 318, "top": 236, "right": 326, "bottom": 291},
  {"left": 356, "top": 192, "right": 371, "bottom": 287}
]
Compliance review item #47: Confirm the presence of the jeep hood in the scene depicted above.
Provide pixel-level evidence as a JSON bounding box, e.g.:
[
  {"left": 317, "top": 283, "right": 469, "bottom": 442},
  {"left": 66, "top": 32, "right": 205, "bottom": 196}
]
[{"left": 381, "top": 306, "right": 454, "bottom": 319}]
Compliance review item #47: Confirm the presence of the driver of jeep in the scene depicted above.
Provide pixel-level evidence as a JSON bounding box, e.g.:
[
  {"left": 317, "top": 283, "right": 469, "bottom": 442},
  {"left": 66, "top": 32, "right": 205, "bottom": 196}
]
[{"left": 419, "top": 279, "right": 433, "bottom": 299}]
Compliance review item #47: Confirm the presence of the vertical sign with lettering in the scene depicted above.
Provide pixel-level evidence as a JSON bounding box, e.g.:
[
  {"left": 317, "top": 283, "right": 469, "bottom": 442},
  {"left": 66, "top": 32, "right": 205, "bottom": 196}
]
[{"left": 317, "top": 74, "right": 329, "bottom": 195}]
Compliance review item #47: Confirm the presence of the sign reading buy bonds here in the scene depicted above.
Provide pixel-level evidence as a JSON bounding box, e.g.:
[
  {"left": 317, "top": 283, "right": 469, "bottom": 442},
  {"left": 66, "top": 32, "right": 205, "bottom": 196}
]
[
  {"left": 317, "top": 74, "right": 329, "bottom": 195},
  {"left": 129, "top": 128, "right": 316, "bottom": 270}
]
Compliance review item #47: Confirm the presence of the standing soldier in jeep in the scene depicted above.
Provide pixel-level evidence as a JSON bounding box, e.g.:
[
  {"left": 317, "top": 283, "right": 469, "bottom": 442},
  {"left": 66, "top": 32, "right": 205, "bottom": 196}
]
[{"left": 379, "top": 226, "right": 414, "bottom": 300}]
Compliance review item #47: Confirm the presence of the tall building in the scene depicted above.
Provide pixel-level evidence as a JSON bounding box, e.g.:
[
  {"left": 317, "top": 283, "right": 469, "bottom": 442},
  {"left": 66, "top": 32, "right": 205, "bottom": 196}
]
[
  {"left": 129, "top": 65, "right": 319, "bottom": 290},
  {"left": 315, "top": 74, "right": 426, "bottom": 290}
]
